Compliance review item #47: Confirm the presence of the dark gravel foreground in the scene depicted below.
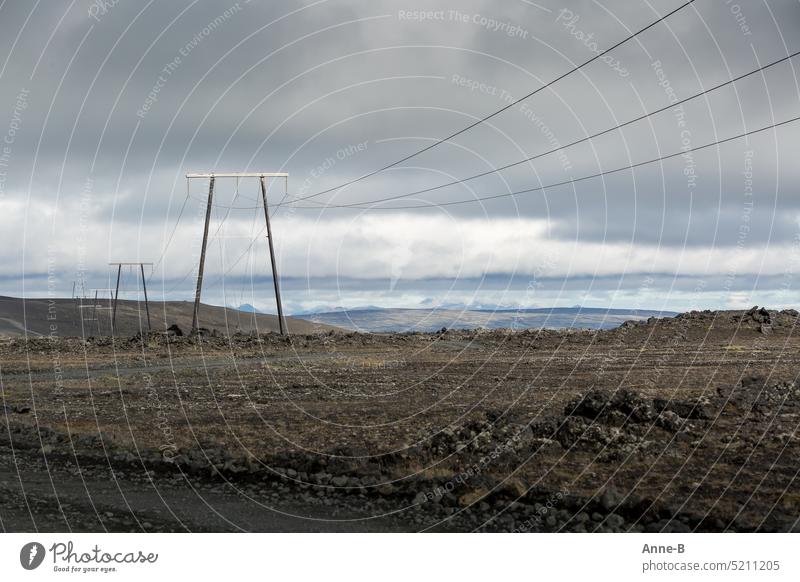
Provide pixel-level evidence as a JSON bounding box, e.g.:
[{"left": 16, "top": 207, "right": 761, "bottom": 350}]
[{"left": 1, "top": 307, "right": 799, "bottom": 532}]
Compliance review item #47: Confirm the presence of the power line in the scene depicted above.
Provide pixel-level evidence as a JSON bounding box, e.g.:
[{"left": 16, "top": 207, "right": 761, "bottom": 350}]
[
  {"left": 236, "top": 204, "right": 264, "bottom": 307},
  {"left": 162, "top": 224, "right": 267, "bottom": 298},
  {"left": 163, "top": 115, "right": 799, "bottom": 293},
  {"left": 181, "top": 177, "right": 289, "bottom": 211},
  {"left": 205, "top": 225, "right": 268, "bottom": 288},
  {"left": 288, "top": 0, "right": 698, "bottom": 204},
  {"left": 158, "top": 178, "right": 245, "bottom": 293},
  {"left": 186, "top": 192, "right": 263, "bottom": 207},
  {"left": 150, "top": 0, "right": 796, "bottom": 296},
  {"left": 159, "top": 179, "right": 286, "bottom": 296},
  {"left": 289, "top": 115, "right": 800, "bottom": 210},
  {"left": 148, "top": 177, "right": 245, "bottom": 284},
  {"left": 148, "top": 189, "right": 191, "bottom": 281},
  {"left": 287, "top": 49, "right": 800, "bottom": 210}
]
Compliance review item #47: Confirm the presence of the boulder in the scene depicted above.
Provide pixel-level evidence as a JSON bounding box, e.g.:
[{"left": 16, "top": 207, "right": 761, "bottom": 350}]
[{"left": 166, "top": 324, "right": 183, "bottom": 336}]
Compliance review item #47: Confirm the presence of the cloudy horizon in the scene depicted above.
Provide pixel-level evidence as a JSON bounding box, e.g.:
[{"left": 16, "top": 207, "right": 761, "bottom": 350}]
[{"left": 1, "top": 0, "right": 799, "bottom": 315}]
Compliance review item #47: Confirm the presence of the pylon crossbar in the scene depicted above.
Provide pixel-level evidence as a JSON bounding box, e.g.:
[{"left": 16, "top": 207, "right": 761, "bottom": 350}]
[{"left": 186, "top": 172, "right": 288, "bottom": 178}]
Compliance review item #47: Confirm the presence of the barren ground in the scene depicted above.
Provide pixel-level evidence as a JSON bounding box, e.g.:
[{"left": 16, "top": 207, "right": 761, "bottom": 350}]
[{"left": 1, "top": 307, "right": 799, "bottom": 532}]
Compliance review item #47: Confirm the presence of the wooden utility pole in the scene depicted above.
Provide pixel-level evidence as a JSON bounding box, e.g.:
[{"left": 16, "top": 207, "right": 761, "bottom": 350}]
[
  {"left": 112, "top": 263, "right": 122, "bottom": 332},
  {"left": 109, "top": 263, "right": 154, "bottom": 334},
  {"left": 90, "top": 288, "right": 115, "bottom": 336},
  {"left": 93, "top": 289, "right": 100, "bottom": 336},
  {"left": 260, "top": 176, "right": 287, "bottom": 336},
  {"left": 186, "top": 172, "right": 289, "bottom": 336},
  {"left": 140, "top": 263, "right": 151, "bottom": 331},
  {"left": 192, "top": 176, "right": 215, "bottom": 332}
]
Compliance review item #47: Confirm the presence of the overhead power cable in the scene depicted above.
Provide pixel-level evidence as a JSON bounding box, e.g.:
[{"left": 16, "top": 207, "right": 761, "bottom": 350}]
[
  {"left": 288, "top": 0, "right": 698, "bottom": 203},
  {"left": 148, "top": 189, "right": 191, "bottom": 281},
  {"left": 205, "top": 225, "right": 268, "bottom": 289},
  {"left": 160, "top": 178, "right": 286, "bottom": 295},
  {"left": 188, "top": 115, "right": 799, "bottom": 290},
  {"left": 289, "top": 115, "right": 800, "bottom": 210},
  {"left": 286, "top": 49, "right": 800, "bottom": 210},
  {"left": 158, "top": 185, "right": 240, "bottom": 295}
]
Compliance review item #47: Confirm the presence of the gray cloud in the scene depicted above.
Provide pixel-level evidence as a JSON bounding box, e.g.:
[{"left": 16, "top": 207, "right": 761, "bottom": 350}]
[{"left": 1, "top": 0, "right": 798, "bottom": 311}]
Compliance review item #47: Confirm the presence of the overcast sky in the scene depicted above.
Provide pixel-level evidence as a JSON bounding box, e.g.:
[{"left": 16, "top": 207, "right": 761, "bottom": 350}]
[{"left": 0, "top": 0, "right": 798, "bottom": 313}]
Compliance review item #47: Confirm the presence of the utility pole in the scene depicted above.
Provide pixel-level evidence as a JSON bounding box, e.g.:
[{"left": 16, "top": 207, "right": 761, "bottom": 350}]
[
  {"left": 109, "top": 263, "right": 154, "bottom": 334},
  {"left": 89, "top": 288, "right": 115, "bottom": 336},
  {"left": 92, "top": 289, "right": 100, "bottom": 336},
  {"left": 260, "top": 176, "right": 287, "bottom": 336},
  {"left": 112, "top": 263, "right": 122, "bottom": 333},
  {"left": 192, "top": 176, "right": 215, "bottom": 333},
  {"left": 140, "top": 263, "right": 151, "bottom": 331},
  {"left": 186, "top": 172, "right": 289, "bottom": 336}
]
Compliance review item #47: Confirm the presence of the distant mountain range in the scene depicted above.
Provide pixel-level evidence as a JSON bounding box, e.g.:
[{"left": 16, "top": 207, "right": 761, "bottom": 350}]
[{"left": 300, "top": 306, "right": 678, "bottom": 333}]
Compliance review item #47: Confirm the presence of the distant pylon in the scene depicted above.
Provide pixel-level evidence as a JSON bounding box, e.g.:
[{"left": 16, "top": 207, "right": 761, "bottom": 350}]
[{"left": 108, "top": 262, "right": 153, "bottom": 333}]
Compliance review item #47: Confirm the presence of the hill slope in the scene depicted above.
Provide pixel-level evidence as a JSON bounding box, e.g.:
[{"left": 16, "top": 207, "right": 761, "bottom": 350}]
[{"left": 0, "top": 296, "right": 337, "bottom": 337}]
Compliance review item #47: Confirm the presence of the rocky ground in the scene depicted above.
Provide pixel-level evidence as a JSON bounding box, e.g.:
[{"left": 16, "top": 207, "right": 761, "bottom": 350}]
[{"left": 1, "top": 306, "right": 799, "bottom": 532}]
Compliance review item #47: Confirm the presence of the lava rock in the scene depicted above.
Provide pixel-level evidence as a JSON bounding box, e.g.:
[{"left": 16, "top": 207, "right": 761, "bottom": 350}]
[
  {"left": 166, "top": 324, "right": 183, "bottom": 336},
  {"left": 611, "top": 389, "right": 655, "bottom": 422},
  {"left": 567, "top": 390, "right": 610, "bottom": 419},
  {"left": 656, "top": 411, "right": 683, "bottom": 432},
  {"left": 746, "top": 306, "right": 772, "bottom": 325}
]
